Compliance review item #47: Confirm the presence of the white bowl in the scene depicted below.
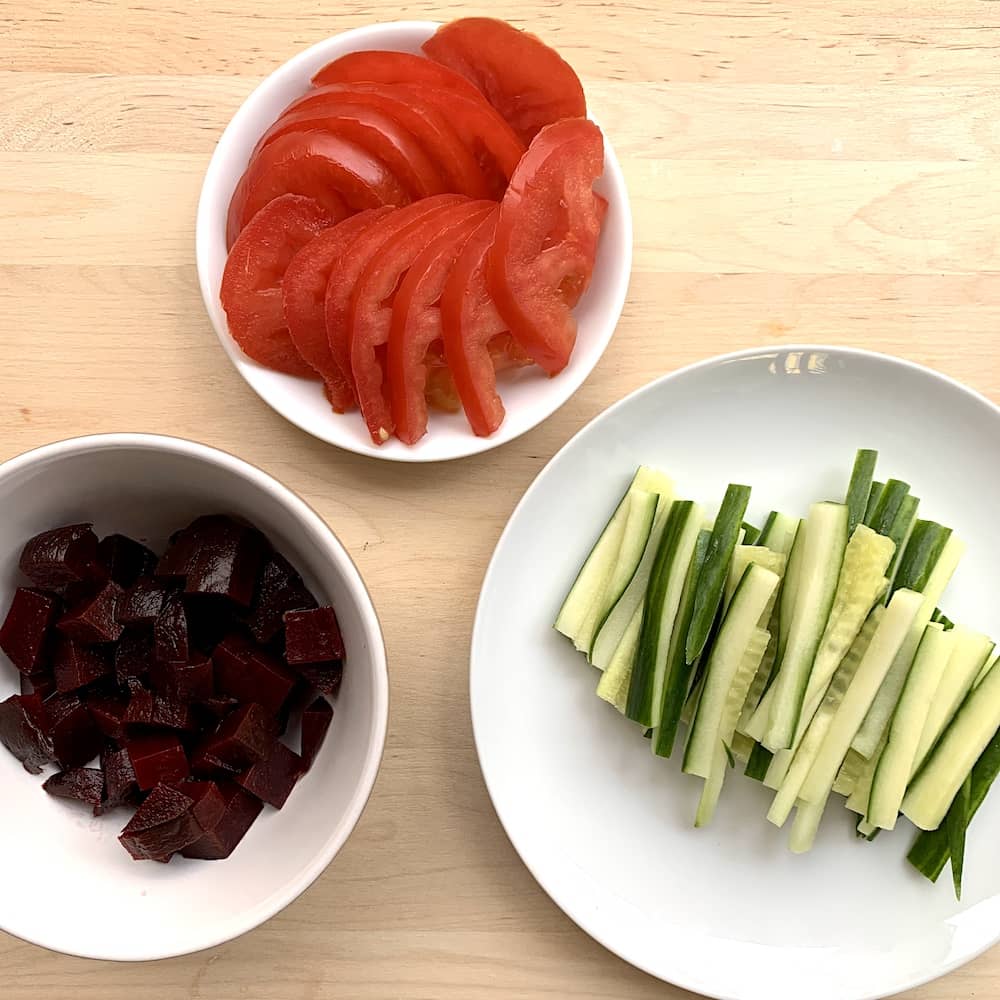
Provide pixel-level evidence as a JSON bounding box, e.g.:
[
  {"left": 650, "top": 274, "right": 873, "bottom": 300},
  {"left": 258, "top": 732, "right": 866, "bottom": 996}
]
[
  {"left": 0, "top": 434, "right": 388, "bottom": 961},
  {"left": 195, "top": 20, "right": 632, "bottom": 463}
]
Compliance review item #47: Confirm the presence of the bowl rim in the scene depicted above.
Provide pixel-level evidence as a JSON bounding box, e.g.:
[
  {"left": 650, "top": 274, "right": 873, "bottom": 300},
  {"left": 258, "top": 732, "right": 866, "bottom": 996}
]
[
  {"left": 0, "top": 432, "right": 389, "bottom": 962},
  {"left": 195, "top": 19, "right": 633, "bottom": 464}
]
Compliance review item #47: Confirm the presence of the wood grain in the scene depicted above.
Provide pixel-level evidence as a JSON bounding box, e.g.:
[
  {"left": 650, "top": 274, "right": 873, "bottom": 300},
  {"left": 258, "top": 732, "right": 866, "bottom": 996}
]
[{"left": 1, "top": 2, "right": 998, "bottom": 997}]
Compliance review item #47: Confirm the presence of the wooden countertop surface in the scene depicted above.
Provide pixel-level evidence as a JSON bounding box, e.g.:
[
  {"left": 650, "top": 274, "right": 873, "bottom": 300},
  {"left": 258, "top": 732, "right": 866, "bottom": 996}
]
[{"left": 2, "top": 2, "right": 998, "bottom": 997}]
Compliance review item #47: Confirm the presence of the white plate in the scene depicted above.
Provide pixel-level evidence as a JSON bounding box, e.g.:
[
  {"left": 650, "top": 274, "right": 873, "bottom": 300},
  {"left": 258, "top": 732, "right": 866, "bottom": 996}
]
[
  {"left": 196, "top": 20, "right": 632, "bottom": 463},
  {"left": 471, "top": 346, "right": 1000, "bottom": 1000}
]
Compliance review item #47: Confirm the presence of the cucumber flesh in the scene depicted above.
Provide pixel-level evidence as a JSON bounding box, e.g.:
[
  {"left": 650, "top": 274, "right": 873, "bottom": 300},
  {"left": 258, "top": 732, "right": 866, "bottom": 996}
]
[
  {"left": 845, "top": 733, "right": 887, "bottom": 815},
  {"left": 595, "top": 604, "right": 643, "bottom": 712},
  {"left": 833, "top": 749, "right": 868, "bottom": 797},
  {"left": 976, "top": 651, "right": 1000, "bottom": 690},
  {"left": 724, "top": 546, "right": 786, "bottom": 611},
  {"left": 789, "top": 795, "right": 827, "bottom": 854}
]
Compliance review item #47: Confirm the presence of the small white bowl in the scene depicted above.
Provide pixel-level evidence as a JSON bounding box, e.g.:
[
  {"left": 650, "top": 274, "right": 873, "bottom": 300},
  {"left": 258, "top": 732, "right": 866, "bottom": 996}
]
[
  {"left": 0, "top": 434, "right": 388, "bottom": 960},
  {"left": 195, "top": 20, "right": 632, "bottom": 463}
]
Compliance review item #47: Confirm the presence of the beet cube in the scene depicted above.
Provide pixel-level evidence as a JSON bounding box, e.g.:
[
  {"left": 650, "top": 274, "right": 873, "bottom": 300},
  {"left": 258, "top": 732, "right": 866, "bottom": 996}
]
[
  {"left": 149, "top": 695, "right": 194, "bottom": 732},
  {"left": 249, "top": 553, "right": 317, "bottom": 644},
  {"left": 56, "top": 581, "right": 124, "bottom": 645},
  {"left": 198, "top": 702, "right": 274, "bottom": 772},
  {"left": 297, "top": 660, "right": 343, "bottom": 698},
  {"left": 0, "top": 693, "right": 54, "bottom": 773},
  {"left": 19, "top": 523, "right": 99, "bottom": 591},
  {"left": 46, "top": 693, "right": 102, "bottom": 768},
  {"left": 149, "top": 654, "right": 213, "bottom": 703},
  {"left": 117, "top": 577, "right": 173, "bottom": 626},
  {"left": 154, "top": 592, "right": 189, "bottom": 664},
  {"left": 96, "top": 534, "right": 157, "bottom": 589},
  {"left": 43, "top": 767, "right": 104, "bottom": 807},
  {"left": 20, "top": 670, "right": 56, "bottom": 700},
  {"left": 53, "top": 637, "right": 111, "bottom": 693},
  {"left": 124, "top": 678, "right": 154, "bottom": 727},
  {"left": 98, "top": 745, "right": 140, "bottom": 814},
  {"left": 194, "top": 695, "right": 239, "bottom": 723},
  {"left": 181, "top": 781, "right": 263, "bottom": 860},
  {"left": 155, "top": 525, "right": 201, "bottom": 580},
  {"left": 301, "top": 697, "right": 333, "bottom": 769},
  {"left": 170, "top": 779, "right": 226, "bottom": 833},
  {"left": 236, "top": 738, "right": 302, "bottom": 809},
  {"left": 184, "top": 519, "right": 267, "bottom": 607},
  {"left": 213, "top": 636, "right": 296, "bottom": 715},
  {"left": 0, "top": 588, "right": 58, "bottom": 674},
  {"left": 115, "top": 629, "right": 153, "bottom": 685},
  {"left": 126, "top": 733, "right": 189, "bottom": 790},
  {"left": 86, "top": 695, "right": 127, "bottom": 741},
  {"left": 284, "top": 606, "right": 344, "bottom": 664},
  {"left": 118, "top": 783, "right": 200, "bottom": 861}
]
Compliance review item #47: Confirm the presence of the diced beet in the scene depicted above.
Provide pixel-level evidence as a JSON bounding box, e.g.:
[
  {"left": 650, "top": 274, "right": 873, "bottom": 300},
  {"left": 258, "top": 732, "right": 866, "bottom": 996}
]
[
  {"left": 249, "top": 553, "right": 317, "bottom": 644},
  {"left": 96, "top": 534, "right": 157, "bottom": 589},
  {"left": 155, "top": 525, "right": 201, "bottom": 580},
  {"left": 236, "top": 738, "right": 303, "bottom": 809},
  {"left": 213, "top": 634, "right": 296, "bottom": 715},
  {"left": 45, "top": 693, "right": 102, "bottom": 768},
  {"left": 53, "top": 637, "right": 111, "bottom": 693},
  {"left": 181, "top": 781, "right": 263, "bottom": 860},
  {"left": 184, "top": 518, "right": 267, "bottom": 607},
  {"left": 197, "top": 702, "right": 274, "bottom": 772},
  {"left": 189, "top": 746, "right": 240, "bottom": 781},
  {"left": 87, "top": 695, "right": 128, "bottom": 741},
  {"left": 149, "top": 654, "right": 213, "bottom": 703},
  {"left": 20, "top": 670, "right": 57, "bottom": 700},
  {"left": 300, "top": 697, "right": 333, "bottom": 769},
  {"left": 43, "top": 767, "right": 104, "bottom": 807},
  {"left": 115, "top": 629, "right": 153, "bottom": 685},
  {"left": 126, "top": 733, "right": 189, "bottom": 790},
  {"left": 154, "top": 592, "right": 189, "bottom": 664},
  {"left": 284, "top": 606, "right": 344, "bottom": 664},
  {"left": 0, "top": 693, "right": 54, "bottom": 773},
  {"left": 124, "top": 678, "right": 154, "bottom": 727},
  {"left": 297, "top": 660, "right": 343, "bottom": 698},
  {"left": 57, "top": 581, "right": 124, "bottom": 645},
  {"left": 183, "top": 594, "right": 245, "bottom": 653},
  {"left": 97, "top": 744, "right": 140, "bottom": 814},
  {"left": 149, "top": 695, "right": 194, "bottom": 732},
  {"left": 117, "top": 577, "right": 173, "bottom": 626},
  {"left": 0, "top": 588, "right": 58, "bottom": 674},
  {"left": 170, "top": 779, "right": 226, "bottom": 833},
  {"left": 18, "top": 524, "right": 99, "bottom": 591},
  {"left": 195, "top": 695, "right": 239, "bottom": 723},
  {"left": 118, "top": 783, "right": 200, "bottom": 861}
]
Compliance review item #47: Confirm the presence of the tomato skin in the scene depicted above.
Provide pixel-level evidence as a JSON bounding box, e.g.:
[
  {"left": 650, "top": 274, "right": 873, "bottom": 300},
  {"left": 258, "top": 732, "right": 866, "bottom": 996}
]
[
  {"left": 487, "top": 118, "right": 605, "bottom": 376},
  {"left": 281, "top": 207, "right": 394, "bottom": 412},
  {"left": 423, "top": 18, "right": 586, "bottom": 144},
  {"left": 220, "top": 194, "right": 336, "bottom": 377},
  {"left": 226, "top": 131, "right": 410, "bottom": 248}
]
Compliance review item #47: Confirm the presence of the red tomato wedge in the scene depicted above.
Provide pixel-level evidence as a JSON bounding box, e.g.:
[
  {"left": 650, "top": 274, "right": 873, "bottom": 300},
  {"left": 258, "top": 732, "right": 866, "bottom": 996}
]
[
  {"left": 423, "top": 18, "right": 586, "bottom": 145},
  {"left": 388, "top": 208, "right": 494, "bottom": 445},
  {"left": 220, "top": 194, "right": 336, "bottom": 377},
  {"left": 226, "top": 131, "right": 409, "bottom": 248},
  {"left": 311, "top": 50, "right": 485, "bottom": 105},
  {"left": 350, "top": 200, "right": 495, "bottom": 444},
  {"left": 487, "top": 118, "right": 605, "bottom": 375},
  {"left": 324, "top": 195, "right": 467, "bottom": 402},
  {"left": 282, "top": 207, "right": 394, "bottom": 411}
]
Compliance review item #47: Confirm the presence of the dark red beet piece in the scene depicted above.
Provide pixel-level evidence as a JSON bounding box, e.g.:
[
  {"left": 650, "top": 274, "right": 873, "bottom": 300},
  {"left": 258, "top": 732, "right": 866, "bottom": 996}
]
[
  {"left": 195, "top": 695, "right": 239, "bottom": 723},
  {"left": 117, "top": 578, "right": 173, "bottom": 626},
  {"left": 297, "top": 660, "right": 343, "bottom": 698},
  {"left": 154, "top": 592, "right": 189, "bottom": 664},
  {"left": 126, "top": 733, "right": 189, "bottom": 790},
  {"left": 97, "top": 745, "right": 140, "bottom": 814},
  {"left": 0, "top": 693, "right": 53, "bottom": 773},
  {"left": 149, "top": 654, "right": 213, "bottom": 703},
  {"left": 57, "top": 581, "right": 124, "bottom": 645},
  {"left": 87, "top": 695, "right": 128, "bottom": 740},
  {"left": 149, "top": 695, "right": 195, "bottom": 732},
  {"left": 45, "top": 693, "right": 102, "bottom": 768},
  {"left": 124, "top": 678, "right": 154, "bottom": 726},
  {"left": 20, "top": 670, "right": 57, "bottom": 700},
  {"left": 115, "top": 629, "right": 153, "bottom": 685},
  {"left": 169, "top": 779, "right": 226, "bottom": 834},
  {"left": 213, "top": 633, "right": 296, "bottom": 715},
  {"left": 18, "top": 523, "right": 99, "bottom": 591},
  {"left": 236, "top": 738, "right": 303, "bottom": 809},
  {"left": 118, "top": 783, "right": 200, "bottom": 861},
  {"left": 181, "top": 781, "right": 263, "bottom": 860},
  {"left": 96, "top": 534, "right": 157, "bottom": 589},
  {"left": 0, "top": 587, "right": 58, "bottom": 674},
  {"left": 53, "top": 637, "right": 111, "bottom": 692},
  {"left": 284, "top": 606, "right": 344, "bottom": 664},
  {"left": 183, "top": 594, "right": 245, "bottom": 652},
  {"left": 249, "top": 553, "right": 317, "bottom": 644},
  {"left": 197, "top": 703, "right": 274, "bottom": 772},
  {"left": 155, "top": 525, "right": 201, "bottom": 580},
  {"left": 43, "top": 767, "right": 104, "bottom": 807},
  {"left": 184, "top": 518, "right": 267, "bottom": 607},
  {"left": 300, "top": 697, "right": 333, "bottom": 769}
]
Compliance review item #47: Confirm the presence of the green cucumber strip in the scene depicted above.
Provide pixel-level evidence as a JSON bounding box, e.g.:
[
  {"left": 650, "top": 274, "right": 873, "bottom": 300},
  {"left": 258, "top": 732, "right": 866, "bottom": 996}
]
[
  {"left": 737, "top": 631, "right": 778, "bottom": 736},
  {"left": 891, "top": 520, "right": 953, "bottom": 596},
  {"left": 595, "top": 604, "right": 643, "bottom": 712},
  {"left": 744, "top": 741, "right": 773, "bottom": 781},
  {"left": 626, "top": 502, "right": 704, "bottom": 728},
  {"left": 685, "top": 484, "right": 752, "bottom": 664},
  {"left": 694, "top": 749, "right": 727, "bottom": 828},
  {"left": 856, "top": 817, "right": 878, "bottom": 840},
  {"left": 931, "top": 608, "right": 956, "bottom": 631},
  {"left": 903, "top": 656, "right": 1000, "bottom": 831},
  {"left": 683, "top": 565, "right": 780, "bottom": 779},
  {"left": 853, "top": 532, "right": 966, "bottom": 757},
  {"left": 731, "top": 731, "right": 755, "bottom": 762},
  {"left": 764, "top": 502, "right": 849, "bottom": 751},
  {"left": 845, "top": 733, "right": 887, "bottom": 815},
  {"left": 845, "top": 448, "right": 878, "bottom": 537},
  {"left": 833, "top": 749, "right": 867, "bottom": 797},
  {"left": 789, "top": 794, "right": 828, "bottom": 854},
  {"left": 867, "top": 479, "right": 910, "bottom": 536},
  {"left": 947, "top": 773, "right": 971, "bottom": 900},
  {"left": 758, "top": 512, "right": 801, "bottom": 557},
  {"left": 724, "top": 546, "right": 786, "bottom": 612},
  {"left": 864, "top": 481, "right": 885, "bottom": 526},
  {"left": 885, "top": 494, "right": 920, "bottom": 589},
  {"left": 741, "top": 522, "right": 761, "bottom": 545},
  {"left": 867, "top": 624, "right": 955, "bottom": 830}
]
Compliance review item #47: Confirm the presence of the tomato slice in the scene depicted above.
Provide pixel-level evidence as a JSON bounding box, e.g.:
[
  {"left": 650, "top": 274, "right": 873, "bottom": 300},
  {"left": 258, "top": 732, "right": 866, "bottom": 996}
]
[
  {"left": 487, "top": 118, "right": 605, "bottom": 375},
  {"left": 220, "top": 194, "right": 337, "bottom": 377},
  {"left": 281, "top": 207, "right": 394, "bottom": 411},
  {"left": 324, "top": 194, "right": 467, "bottom": 401},
  {"left": 350, "top": 200, "right": 494, "bottom": 444},
  {"left": 311, "top": 50, "right": 486, "bottom": 105},
  {"left": 226, "top": 131, "right": 410, "bottom": 248},
  {"left": 387, "top": 208, "right": 494, "bottom": 445},
  {"left": 423, "top": 18, "right": 586, "bottom": 145}
]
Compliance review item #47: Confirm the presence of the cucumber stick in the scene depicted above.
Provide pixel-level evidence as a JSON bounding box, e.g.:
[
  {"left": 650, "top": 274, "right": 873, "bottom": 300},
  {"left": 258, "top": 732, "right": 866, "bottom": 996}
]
[
  {"left": 789, "top": 795, "right": 827, "bottom": 854},
  {"left": 868, "top": 479, "right": 910, "bottom": 536},
  {"left": 764, "top": 502, "right": 850, "bottom": 751},
  {"left": 885, "top": 494, "right": 920, "bottom": 589},
  {"left": 555, "top": 467, "right": 672, "bottom": 642},
  {"left": 976, "top": 651, "right": 1000, "bottom": 690},
  {"left": 625, "top": 501, "right": 703, "bottom": 728},
  {"left": 947, "top": 774, "right": 971, "bottom": 899},
  {"left": 903, "top": 657, "right": 1000, "bottom": 831},
  {"left": 595, "top": 606, "right": 642, "bottom": 712},
  {"left": 845, "top": 733, "right": 887, "bottom": 815},
  {"left": 864, "top": 481, "right": 885, "bottom": 525},
  {"left": 683, "top": 565, "right": 780, "bottom": 778},
  {"left": 867, "top": 624, "right": 955, "bottom": 830},
  {"left": 724, "top": 546, "right": 786, "bottom": 610},
  {"left": 833, "top": 749, "right": 868, "bottom": 797},
  {"left": 845, "top": 448, "right": 878, "bottom": 538}
]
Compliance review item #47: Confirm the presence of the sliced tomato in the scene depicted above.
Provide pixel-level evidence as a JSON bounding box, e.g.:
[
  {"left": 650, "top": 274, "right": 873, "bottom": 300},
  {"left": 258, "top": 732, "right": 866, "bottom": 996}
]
[
  {"left": 323, "top": 194, "right": 467, "bottom": 402},
  {"left": 487, "top": 118, "right": 605, "bottom": 375},
  {"left": 281, "top": 207, "right": 394, "bottom": 411},
  {"left": 349, "top": 200, "right": 494, "bottom": 444},
  {"left": 226, "top": 131, "right": 409, "bottom": 248},
  {"left": 423, "top": 18, "right": 586, "bottom": 144},
  {"left": 311, "top": 50, "right": 485, "bottom": 104},
  {"left": 220, "top": 194, "right": 336, "bottom": 377}
]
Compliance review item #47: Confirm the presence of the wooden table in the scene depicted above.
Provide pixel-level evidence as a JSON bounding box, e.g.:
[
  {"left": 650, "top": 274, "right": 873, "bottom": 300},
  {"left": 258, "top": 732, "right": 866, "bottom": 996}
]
[{"left": 2, "top": 2, "right": 998, "bottom": 997}]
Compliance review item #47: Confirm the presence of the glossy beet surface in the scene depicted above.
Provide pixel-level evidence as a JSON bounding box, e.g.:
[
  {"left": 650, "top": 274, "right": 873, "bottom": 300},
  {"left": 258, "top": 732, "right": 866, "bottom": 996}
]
[
  {"left": 284, "top": 606, "right": 345, "bottom": 664},
  {"left": 0, "top": 588, "right": 58, "bottom": 674},
  {"left": 0, "top": 694, "right": 54, "bottom": 774},
  {"left": 56, "top": 581, "right": 125, "bottom": 645},
  {"left": 43, "top": 767, "right": 105, "bottom": 807},
  {"left": 237, "top": 739, "right": 303, "bottom": 809},
  {"left": 181, "top": 782, "right": 263, "bottom": 860},
  {"left": 118, "top": 783, "right": 200, "bottom": 861},
  {"left": 18, "top": 524, "right": 99, "bottom": 591}
]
